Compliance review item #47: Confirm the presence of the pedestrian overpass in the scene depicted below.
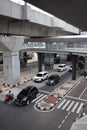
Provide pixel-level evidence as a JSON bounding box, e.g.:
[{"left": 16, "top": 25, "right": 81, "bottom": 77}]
[{"left": 22, "top": 35, "right": 87, "bottom": 55}]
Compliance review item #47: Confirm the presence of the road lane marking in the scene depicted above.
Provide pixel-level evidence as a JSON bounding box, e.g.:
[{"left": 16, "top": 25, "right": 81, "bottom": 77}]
[
  {"left": 32, "top": 94, "right": 44, "bottom": 103},
  {"left": 66, "top": 101, "right": 75, "bottom": 111},
  {"left": 57, "top": 98, "right": 84, "bottom": 114},
  {"left": 57, "top": 111, "right": 71, "bottom": 130},
  {"left": 57, "top": 99, "right": 66, "bottom": 109},
  {"left": 35, "top": 95, "right": 47, "bottom": 104},
  {"left": 79, "top": 87, "right": 87, "bottom": 98},
  {"left": 66, "top": 95, "right": 87, "bottom": 102},
  {"left": 62, "top": 100, "right": 70, "bottom": 110},
  {"left": 58, "top": 124, "right": 62, "bottom": 128},
  {"left": 65, "top": 115, "right": 68, "bottom": 119},
  {"left": 61, "top": 119, "right": 65, "bottom": 124},
  {"left": 71, "top": 102, "right": 79, "bottom": 113},
  {"left": 76, "top": 103, "right": 84, "bottom": 114},
  {"left": 39, "top": 90, "right": 50, "bottom": 94},
  {"left": 65, "top": 78, "right": 81, "bottom": 97}
]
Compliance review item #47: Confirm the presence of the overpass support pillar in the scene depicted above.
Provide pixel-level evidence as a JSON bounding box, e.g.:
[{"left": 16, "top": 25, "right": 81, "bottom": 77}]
[
  {"left": 44, "top": 53, "right": 54, "bottom": 70},
  {"left": 3, "top": 51, "right": 20, "bottom": 85},
  {"left": 0, "top": 36, "right": 24, "bottom": 85},
  {"left": 38, "top": 53, "right": 43, "bottom": 72},
  {"left": 72, "top": 55, "right": 78, "bottom": 80},
  {"left": 84, "top": 56, "right": 87, "bottom": 71}
]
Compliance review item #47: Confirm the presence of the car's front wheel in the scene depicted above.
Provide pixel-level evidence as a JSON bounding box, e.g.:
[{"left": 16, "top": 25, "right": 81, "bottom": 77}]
[
  {"left": 26, "top": 100, "right": 30, "bottom": 105},
  {"left": 41, "top": 79, "right": 43, "bottom": 82},
  {"left": 53, "top": 82, "right": 55, "bottom": 86}
]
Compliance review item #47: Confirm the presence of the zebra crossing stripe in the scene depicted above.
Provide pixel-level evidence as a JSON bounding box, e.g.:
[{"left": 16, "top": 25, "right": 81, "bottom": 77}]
[
  {"left": 66, "top": 101, "right": 75, "bottom": 111},
  {"left": 32, "top": 94, "right": 44, "bottom": 103},
  {"left": 71, "top": 102, "right": 79, "bottom": 113},
  {"left": 35, "top": 95, "right": 47, "bottom": 104},
  {"left": 62, "top": 100, "right": 71, "bottom": 110},
  {"left": 76, "top": 103, "right": 84, "bottom": 114},
  {"left": 57, "top": 99, "right": 66, "bottom": 109}
]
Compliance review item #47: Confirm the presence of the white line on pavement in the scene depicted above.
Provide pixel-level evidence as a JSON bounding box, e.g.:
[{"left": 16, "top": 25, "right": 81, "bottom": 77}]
[
  {"left": 76, "top": 103, "right": 84, "bottom": 114},
  {"left": 58, "top": 124, "right": 62, "bottom": 129},
  {"left": 61, "top": 119, "right": 65, "bottom": 124},
  {"left": 39, "top": 90, "right": 50, "bottom": 94},
  {"left": 66, "top": 101, "right": 75, "bottom": 111},
  {"left": 31, "top": 94, "right": 44, "bottom": 103},
  {"left": 66, "top": 95, "right": 87, "bottom": 102},
  {"left": 71, "top": 102, "right": 79, "bottom": 113},
  {"left": 65, "top": 79, "right": 81, "bottom": 97},
  {"left": 62, "top": 100, "right": 71, "bottom": 110},
  {"left": 57, "top": 99, "right": 66, "bottom": 109},
  {"left": 79, "top": 87, "right": 87, "bottom": 98},
  {"left": 35, "top": 95, "right": 47, "bottom": 104}
]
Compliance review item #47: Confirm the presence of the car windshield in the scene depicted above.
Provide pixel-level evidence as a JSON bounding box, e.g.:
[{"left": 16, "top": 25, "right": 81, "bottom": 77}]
[
  {"left": 37, "top": 74, "right": 42, "bottom": 77},
  {"left": 20, "top": 89, "right": 29, "bottom": 96},
  {"left": 48, "top": 76, "right": 55, "bottom": 80},
  {"left": 59, "top": 65, "right": 64, "bottom": 67}
]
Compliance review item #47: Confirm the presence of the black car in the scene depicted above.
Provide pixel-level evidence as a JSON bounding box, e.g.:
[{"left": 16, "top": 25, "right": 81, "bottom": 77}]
[
  {"left": 80, "top": 70, "right": 87, "bottom": 77},
  {"left": 14, "top": 86, "right": 38, "bottom": 106},
  {"left": 46, "top": 74, "right": 60, "bottom": 86}
]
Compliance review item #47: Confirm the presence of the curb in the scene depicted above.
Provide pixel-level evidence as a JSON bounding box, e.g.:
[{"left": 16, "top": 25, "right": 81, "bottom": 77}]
[
  {"left": 54, "top": 76, "right": 83, "bottom": 98},
  {"left": 35, "top": 94, "right": 59, "bottom": 111},
  {"left": 1, "top": 79, "right": 32, "bottom": 88},
  {"left": 36, "top": 101, "right": 55, "bottom": 111}
]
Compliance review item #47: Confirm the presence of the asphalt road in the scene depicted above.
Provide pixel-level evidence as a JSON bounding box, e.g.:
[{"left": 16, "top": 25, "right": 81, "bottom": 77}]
[
  {"left": 0, "top": 101, "right": 76, "bottom": 130},
  {"left": 40, "top": 71, "right": 72, "bottom": 92},
  {"left": 0, "top": 101, "right": 65, "bottom": 130}
]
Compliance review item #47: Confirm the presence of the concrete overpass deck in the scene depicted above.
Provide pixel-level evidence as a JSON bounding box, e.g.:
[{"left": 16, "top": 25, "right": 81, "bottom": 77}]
[{"left": 0, "top": 0, "right": 79, "bottom": 37}]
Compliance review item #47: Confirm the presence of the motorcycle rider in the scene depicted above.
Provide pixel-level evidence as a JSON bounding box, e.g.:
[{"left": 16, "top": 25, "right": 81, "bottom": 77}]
[{"left": 4, "top": 90, "right": 14, "bottom": 103}]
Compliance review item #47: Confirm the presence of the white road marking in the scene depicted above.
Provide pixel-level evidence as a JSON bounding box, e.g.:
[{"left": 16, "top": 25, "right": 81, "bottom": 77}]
[
  {"left": 36, "top": 93, "right": 41, "bottom": 97},
  {"left": 35, "top": 95, "right": 47, "bottom": 104},
  {"left": 79, "top": 87, "right": 87, "bottom": 98},
  {"left": 61, "top": 119, "right": 65, "bottom": 124},
  {"left": 71, "top": 102, "right": 79, "bottom": 113},
  {"left": 31, "top": 94, "right": 44, "bottom": 103},
  {"left": 65, "top": 115, "right": 68, "bottom": 119},
  {"left": 66, "top": 95, "right": 87, "bottom": 102},
  {"left": 57, "top": 111, "right": 71, "bottom": 130},
  {"left": 66, "top": 101, "right": 75, "bottom": 111},
  {"left": 58, "top": 124, "right": 62, "bottom": 128},
  {"left": 39, "top": 90, "right": 50, "bottom": 94},
  {"left": 57, "top": 98, "right": 84, "bottom": 114},
  {"left": 65, "top": 79, "right": 81, "bottom": 97},
  {"left": 62, "top": 100, "right": 71, "bottom": 110},
  {"left": 76, "top": 103, "right": 84, "bottom": 114},
  {"left": 57, "top": 99, "right": 66, "bottom": 109}
]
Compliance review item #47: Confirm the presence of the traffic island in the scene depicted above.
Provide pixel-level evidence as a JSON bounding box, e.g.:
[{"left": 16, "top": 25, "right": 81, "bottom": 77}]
[{"left": 35, "top": 95, "right": 59, "bottom": 112}]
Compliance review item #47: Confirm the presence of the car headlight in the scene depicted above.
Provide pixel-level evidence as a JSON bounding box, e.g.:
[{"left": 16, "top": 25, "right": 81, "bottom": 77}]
[
  {"left": 22, "top": 97, "right": 27, "bottom": 101},
  {"left": 51, "top": 80, "right": 54, "bottom": 83}
]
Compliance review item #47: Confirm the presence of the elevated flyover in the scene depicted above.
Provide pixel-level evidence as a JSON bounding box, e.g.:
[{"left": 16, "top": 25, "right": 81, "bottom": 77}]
[
  {"left": 24, "top": 0, "right": 87, "bottom": 31},
  {"left": 0, "top": 0, "right": 79, "bottom": 37}
]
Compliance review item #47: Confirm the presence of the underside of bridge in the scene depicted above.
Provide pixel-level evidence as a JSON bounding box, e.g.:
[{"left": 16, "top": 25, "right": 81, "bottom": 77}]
[{"left": 24, "top": 0, "right": 87, "bottom": 31}]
